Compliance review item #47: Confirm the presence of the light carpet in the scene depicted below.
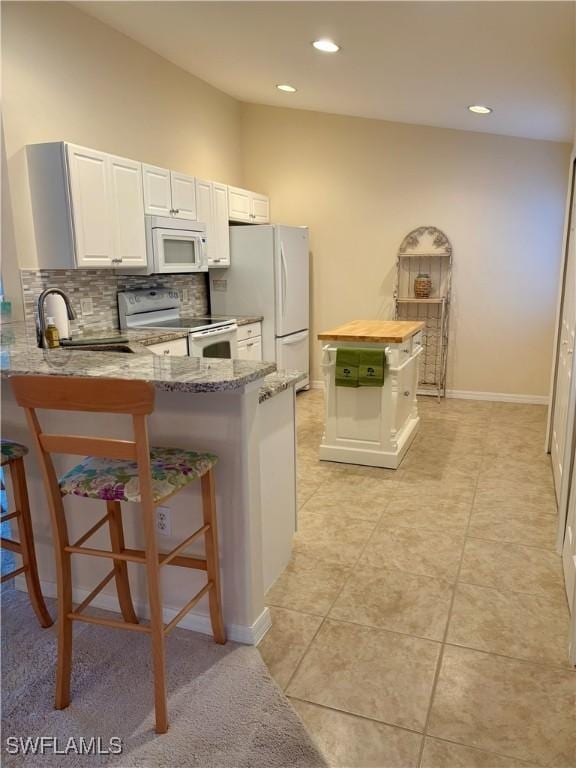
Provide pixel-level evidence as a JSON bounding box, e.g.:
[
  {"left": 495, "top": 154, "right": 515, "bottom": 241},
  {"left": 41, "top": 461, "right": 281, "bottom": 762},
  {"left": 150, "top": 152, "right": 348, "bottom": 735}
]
[{"left": 2, "top": 589, "right": 328, "bottom": 768}]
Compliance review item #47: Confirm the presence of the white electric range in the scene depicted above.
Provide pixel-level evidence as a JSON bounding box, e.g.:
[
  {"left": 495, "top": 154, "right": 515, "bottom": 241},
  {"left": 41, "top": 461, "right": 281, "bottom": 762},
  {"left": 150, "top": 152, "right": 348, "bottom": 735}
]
[{"left": 118, "top": 288, "right": 238, "bottom": 359}]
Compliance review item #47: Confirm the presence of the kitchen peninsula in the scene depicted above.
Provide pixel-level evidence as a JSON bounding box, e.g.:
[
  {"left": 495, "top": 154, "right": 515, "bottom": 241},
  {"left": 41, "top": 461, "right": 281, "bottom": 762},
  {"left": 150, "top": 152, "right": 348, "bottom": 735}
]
[
  {"left": 318, "top": 319, "right": 425, "bottom": 469},
  {"left": 1, "top": 323, "right": 304, "bottom": 644}
]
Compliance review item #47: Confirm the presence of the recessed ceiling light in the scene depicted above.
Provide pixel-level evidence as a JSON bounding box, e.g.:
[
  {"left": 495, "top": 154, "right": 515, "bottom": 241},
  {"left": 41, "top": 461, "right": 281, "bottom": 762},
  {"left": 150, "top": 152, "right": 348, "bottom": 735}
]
[
  {"left": 468, "top": 105, "right": 493, "bottom": 115},
  {"left": 312, "top": 39, "right": 340, "bottom": 53},
  {"left": 276, "top": 84, "right": 297, "bottom": 93}
]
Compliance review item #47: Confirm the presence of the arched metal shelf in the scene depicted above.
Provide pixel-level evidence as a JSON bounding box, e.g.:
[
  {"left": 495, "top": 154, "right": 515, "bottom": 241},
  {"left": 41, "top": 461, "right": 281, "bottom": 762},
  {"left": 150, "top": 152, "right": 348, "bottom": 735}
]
[{"left": 394, "top": 226, "right": 453, "bottom": 399}]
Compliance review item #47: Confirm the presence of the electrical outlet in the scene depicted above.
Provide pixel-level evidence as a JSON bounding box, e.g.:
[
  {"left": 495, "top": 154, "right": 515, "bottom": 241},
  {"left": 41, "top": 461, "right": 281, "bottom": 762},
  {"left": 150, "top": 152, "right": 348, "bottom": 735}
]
[
  {"left": 181, "top": 288, "right": 189, "bottom": 304},
  {"left": 156, "top": 506, "right": 171, "bottom": 536},
  {"left": 80, "top": 297, "right": 94, "bottom": 316}
]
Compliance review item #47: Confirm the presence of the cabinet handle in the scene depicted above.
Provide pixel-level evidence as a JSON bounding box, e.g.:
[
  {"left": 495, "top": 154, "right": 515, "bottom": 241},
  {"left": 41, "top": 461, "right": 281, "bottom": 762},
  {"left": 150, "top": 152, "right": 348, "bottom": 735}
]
[
  {"left": 173, "top": 209, "right": 180, "bottom": 214},
  {"left": 163, "top": 349, "right": 171, "bottom": 355},
  {"left": 247, "top": 343, "right": 254, "bottom": 348}
]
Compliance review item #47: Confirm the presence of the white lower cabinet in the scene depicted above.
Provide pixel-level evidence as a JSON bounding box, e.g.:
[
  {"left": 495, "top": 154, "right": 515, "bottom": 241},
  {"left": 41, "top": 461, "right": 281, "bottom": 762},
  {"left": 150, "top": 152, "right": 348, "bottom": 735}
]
[
  {"left": 146, "top": 338, "right": 189, "bottom": 356},
  {"left": 236, "top": 322, "right": 263, "bottom": 361},
  {"left": 237, "top": 337, "right": 262, "bottom": 361}
]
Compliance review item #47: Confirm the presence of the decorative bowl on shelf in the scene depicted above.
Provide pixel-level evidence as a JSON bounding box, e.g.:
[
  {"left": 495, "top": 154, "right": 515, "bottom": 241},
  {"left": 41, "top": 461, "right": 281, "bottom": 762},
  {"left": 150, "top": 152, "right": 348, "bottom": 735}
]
[{"left": 414, "top": 273, "right": 432, "bottom": 298}]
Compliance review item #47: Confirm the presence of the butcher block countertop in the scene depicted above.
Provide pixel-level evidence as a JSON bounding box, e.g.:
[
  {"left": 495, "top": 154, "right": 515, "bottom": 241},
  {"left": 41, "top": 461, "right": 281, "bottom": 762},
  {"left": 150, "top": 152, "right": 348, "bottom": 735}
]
[{"left": 318, "top": 320, "right": 425, "bottom": 344}]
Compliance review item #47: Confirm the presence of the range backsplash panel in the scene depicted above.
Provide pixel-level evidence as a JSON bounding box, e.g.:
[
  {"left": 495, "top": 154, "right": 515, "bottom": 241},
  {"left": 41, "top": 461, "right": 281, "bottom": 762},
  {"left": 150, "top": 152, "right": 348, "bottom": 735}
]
[{"left": 20, "top": 269, "right": 209, "bottom": 335}]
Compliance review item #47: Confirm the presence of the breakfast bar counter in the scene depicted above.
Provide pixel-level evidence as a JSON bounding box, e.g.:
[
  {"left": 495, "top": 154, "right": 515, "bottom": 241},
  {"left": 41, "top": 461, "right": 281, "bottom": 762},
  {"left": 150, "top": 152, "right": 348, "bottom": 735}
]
[
  {"left": 318, "top": 319, "right": 425, "bottom": 469},
  {"left": 1, "top": 323, "right": 303, "bottom": 645}
]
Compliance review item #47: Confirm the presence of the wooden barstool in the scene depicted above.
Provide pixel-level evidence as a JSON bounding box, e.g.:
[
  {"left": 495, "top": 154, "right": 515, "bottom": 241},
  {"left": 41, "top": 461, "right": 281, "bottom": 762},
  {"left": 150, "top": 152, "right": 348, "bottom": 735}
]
[
  {"left": 0, "top": 439, "right": 52, "bottom": 627},
  {"left": 10, "top": 375, "right": 226, "bottom": 734}
]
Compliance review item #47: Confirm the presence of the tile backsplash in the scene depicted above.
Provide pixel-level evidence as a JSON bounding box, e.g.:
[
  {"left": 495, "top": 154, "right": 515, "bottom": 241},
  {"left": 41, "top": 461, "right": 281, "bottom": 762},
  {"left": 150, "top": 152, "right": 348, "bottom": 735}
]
[{"left": 20, "top": 269, "right": 209, "bottom": 335}]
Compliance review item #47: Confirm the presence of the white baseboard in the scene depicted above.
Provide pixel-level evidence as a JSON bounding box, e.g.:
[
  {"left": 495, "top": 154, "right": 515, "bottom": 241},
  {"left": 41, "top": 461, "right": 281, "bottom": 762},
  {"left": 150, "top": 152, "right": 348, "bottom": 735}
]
[
  {"left": 14, "top": 576, "right": 271, "bottom": 646},
  {"left": 308, "top": 380, "right": 548, "bottom": 405},
  {"left": 445, "top": 389, "right": 549, "bottom": 405}
]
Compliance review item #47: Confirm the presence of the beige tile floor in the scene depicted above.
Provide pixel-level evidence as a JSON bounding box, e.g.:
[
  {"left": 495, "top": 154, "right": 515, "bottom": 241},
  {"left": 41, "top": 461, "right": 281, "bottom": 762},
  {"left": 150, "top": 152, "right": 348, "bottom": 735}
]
[{"left": 258, "top": 390, "right": 576, "bottom": 768}]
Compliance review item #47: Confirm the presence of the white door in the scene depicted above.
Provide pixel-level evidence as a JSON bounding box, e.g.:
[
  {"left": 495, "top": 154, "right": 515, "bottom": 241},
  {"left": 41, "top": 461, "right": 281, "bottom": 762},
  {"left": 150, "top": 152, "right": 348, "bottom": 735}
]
[
  {"left": 552, "top": 192, "right": 576, "bottom": 495},
  {"left": 142, "top": 164, "right": 172, "bottom": 217},
  {"left": 212, "top": 183, "right": 230, "bottom": 267},
  {"left": 564, "top": 467, "right": 576, "bottom": 607},
  {"left": 274, "top": 226, "right": 310, "bottom": 337},
  {"left": 66, "top": 144, "right": 114, "bottom": 267},
  {"left": 170, "top": 172, "right": 197, "bottom": 220},
  {"left": 251, "top": 193, "right": 270, "bottom": 224},
  {"left": 276, "top": 330, "right": 309, "bottom": 379},
  {"left": 108, "top": 154, "right": 147, "bottom": 267},
  {"left": 196, "top": 178, "right": 214, "bottom": 263},
  {"left": 228, "top": 186, "right": 251, "bottom": 222}
]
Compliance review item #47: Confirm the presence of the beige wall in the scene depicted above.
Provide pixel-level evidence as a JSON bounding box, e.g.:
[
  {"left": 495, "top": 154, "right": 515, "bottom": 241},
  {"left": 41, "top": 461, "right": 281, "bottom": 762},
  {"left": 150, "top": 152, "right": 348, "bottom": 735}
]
[
  {"left": 2, "top": 1, "right": 242, "bottom": 278},
  {"left": 241, "top": 104, "right": 571, "bottom": 397}
]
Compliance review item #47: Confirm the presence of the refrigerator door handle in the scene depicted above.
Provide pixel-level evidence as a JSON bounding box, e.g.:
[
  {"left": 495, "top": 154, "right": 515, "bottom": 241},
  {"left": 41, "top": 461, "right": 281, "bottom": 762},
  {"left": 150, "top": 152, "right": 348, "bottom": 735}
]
[
  {"left": 280, "top": 242, "right": 288, "bottom": 316},
  {"left": 279, "top": 330, "right": 308, "bottom": 345}
]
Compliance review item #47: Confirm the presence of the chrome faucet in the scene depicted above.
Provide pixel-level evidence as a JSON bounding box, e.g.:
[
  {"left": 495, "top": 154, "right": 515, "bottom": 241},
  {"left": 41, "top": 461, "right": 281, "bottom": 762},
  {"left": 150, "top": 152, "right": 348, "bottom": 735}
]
[{"left": 36, "top": 288, "right": 76, "bottom": 348}]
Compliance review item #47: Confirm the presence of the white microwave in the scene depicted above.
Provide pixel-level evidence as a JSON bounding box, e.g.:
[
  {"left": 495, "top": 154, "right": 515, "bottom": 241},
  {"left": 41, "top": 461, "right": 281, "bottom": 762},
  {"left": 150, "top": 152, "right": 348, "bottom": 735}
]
[{"left": 140, "top": 215, "right": 208, "bottom": 274}]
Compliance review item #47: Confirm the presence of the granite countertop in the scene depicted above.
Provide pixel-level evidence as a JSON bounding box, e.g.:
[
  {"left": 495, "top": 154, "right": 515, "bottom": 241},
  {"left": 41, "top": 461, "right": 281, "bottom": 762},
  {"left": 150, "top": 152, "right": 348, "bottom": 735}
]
[
  {"left": 1, "top": 323, "right": 301, "bottom": 401},
  {"left": 258, "top": 371, "right": 307, "bottom": 403},
  {"left": 209, "top": 314, "right": 263, "bottom": 327},
  {"left": 0, "top": 323, "right": 275, "bottom": 394}
]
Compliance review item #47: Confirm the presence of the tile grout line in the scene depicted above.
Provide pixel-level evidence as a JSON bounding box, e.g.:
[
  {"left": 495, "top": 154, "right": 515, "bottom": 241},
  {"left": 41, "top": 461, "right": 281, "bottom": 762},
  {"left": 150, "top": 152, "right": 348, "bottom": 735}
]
[{"left": 414, "top": 403, "right": 494, "bottom": 768}]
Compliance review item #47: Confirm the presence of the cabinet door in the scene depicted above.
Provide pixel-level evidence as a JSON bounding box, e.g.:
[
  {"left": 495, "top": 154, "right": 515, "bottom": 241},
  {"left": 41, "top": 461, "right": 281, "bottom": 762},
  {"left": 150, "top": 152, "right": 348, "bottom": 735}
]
[
  {"left": 196, "top": 178, "right": 214, "bottom": 263},
  {"left": 170, "top": 172, "right": 197, "bottom": 220},
  {"left": 236, "top": 339, "right": 250, "bottom": 360},
  {"left": 142, "top": 164, "right": 172, "bottom": 217},
  {"left": 251, "top": 193, "right": 270, "bottom": 224},
  {"left": 246, "top": 337, "right": 263, "bottom": 361},
  {"left": 212, "top": 182, "right": 230, "bottom": 267},
  {"left": 146, "top": 338, "right": 189, "bottom": 356},
  {"left": 228, "top": 185, "right": 251, "bottom": 222},
  {"left": 66, "top": 144, "right": 114, "bottom": 267},
  {"left": 108, "top": 154, "right": 147, "bottom": 267}
]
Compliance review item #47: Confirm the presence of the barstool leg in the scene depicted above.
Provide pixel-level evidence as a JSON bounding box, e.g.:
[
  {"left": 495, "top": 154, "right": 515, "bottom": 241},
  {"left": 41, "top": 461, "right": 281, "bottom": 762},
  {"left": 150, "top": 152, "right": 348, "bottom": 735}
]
[
  {"left": 201, "top": 470, "right": 226, "bottom": 645},
  {"left": 142, "top": 500, "right": 168, "bottom": 734},
  {"left": 10, "top": 457, "right": 52, "bottom": 628},
  {"left": 55, "top": 528, "right": 73, "bottom": 709},
  {"left": 107, "top": 501, "right": 138, "bottom": 624}
]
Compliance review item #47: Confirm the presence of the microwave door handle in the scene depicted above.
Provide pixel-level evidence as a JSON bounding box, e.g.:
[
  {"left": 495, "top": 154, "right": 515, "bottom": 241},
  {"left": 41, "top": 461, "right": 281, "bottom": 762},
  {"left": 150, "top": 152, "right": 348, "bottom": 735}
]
[{"left": 280, "top": 243, "right": 287, "bottom": 316}]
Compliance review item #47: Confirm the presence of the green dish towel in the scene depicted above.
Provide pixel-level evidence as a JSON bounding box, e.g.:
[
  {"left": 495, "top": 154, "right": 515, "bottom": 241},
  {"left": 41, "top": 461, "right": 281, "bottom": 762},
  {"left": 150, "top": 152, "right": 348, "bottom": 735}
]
[
  {"left": 335, "top": 348, "right": 359, "bottom": 388},
  {"left": 358, "top": 348, "right": 385, "bottom": 387}
]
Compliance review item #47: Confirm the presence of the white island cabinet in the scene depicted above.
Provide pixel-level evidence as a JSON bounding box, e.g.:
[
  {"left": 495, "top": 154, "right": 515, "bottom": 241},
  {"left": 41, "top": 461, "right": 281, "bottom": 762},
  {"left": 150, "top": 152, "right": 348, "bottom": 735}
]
[{"left": 318, "top": 320, "right": 425, "bottom": 469}]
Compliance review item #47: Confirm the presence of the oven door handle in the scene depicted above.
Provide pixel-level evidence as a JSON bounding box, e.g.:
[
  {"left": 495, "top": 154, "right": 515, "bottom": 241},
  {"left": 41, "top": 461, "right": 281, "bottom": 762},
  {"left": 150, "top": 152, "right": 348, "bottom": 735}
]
[{"left": 190, "top": 325, "right": 238, "bottom": 339}]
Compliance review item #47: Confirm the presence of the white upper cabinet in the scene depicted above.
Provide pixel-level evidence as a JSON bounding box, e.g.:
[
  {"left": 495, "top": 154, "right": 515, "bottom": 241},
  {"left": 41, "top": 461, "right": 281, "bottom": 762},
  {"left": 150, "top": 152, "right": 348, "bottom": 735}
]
[
  {"left": 227, "top": 186, "right": 270, "bottom": 224},
  {"left": 108, "top": 154, "right": 147, "bottom": 267},
  {"left": 212, "top": 182, "right": 230, "bottom": 267},
  {"left": 66, "top": 144, "right": 115, "bottom": 267},
  {"left": 228, "top": 186, "right": 251, "bottom": 222},
  {"left": 251, "top": 193, "right": 270, "bottom": 224},
  {"left": 143, "top": 165, "right": 196, "bottom": 220},
  {"left": 197, "top": 178, "right": 230, "bottom": 268},
  {"left": 170, "top": 172, "right": 197, "bottom": 220},
  {"left": 142, "top": 164, "right": 172, "bottom": 217}
]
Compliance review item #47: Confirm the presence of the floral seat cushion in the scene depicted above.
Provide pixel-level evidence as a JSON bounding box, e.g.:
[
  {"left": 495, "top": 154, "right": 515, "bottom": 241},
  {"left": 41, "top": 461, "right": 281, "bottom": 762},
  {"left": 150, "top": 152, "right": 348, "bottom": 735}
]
[
  {"left": 1, "top": 439, "right": 29, "bottom": 466},
  {"left": 58, "top": 447, "right": 218, "bottom": 503}
]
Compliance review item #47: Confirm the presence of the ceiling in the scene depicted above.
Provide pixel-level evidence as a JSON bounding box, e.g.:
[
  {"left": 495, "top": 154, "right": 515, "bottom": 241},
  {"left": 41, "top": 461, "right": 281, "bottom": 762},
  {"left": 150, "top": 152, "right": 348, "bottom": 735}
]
[{"left": 78, "top": 1, "right": 575, "bottom": 142}]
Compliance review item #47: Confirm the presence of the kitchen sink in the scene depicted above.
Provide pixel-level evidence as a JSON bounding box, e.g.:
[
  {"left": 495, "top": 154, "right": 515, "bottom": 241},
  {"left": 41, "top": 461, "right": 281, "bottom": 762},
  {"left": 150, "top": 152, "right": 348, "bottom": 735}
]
[{"left": 66, "top": 343, "right": 135, "bottom": 353}]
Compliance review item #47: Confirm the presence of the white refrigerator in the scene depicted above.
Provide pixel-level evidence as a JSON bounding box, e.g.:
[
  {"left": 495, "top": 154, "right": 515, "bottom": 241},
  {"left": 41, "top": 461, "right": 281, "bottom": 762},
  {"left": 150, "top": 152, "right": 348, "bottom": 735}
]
[{"left": 210, "top": 225, "right": 309, "bottom": 389}]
